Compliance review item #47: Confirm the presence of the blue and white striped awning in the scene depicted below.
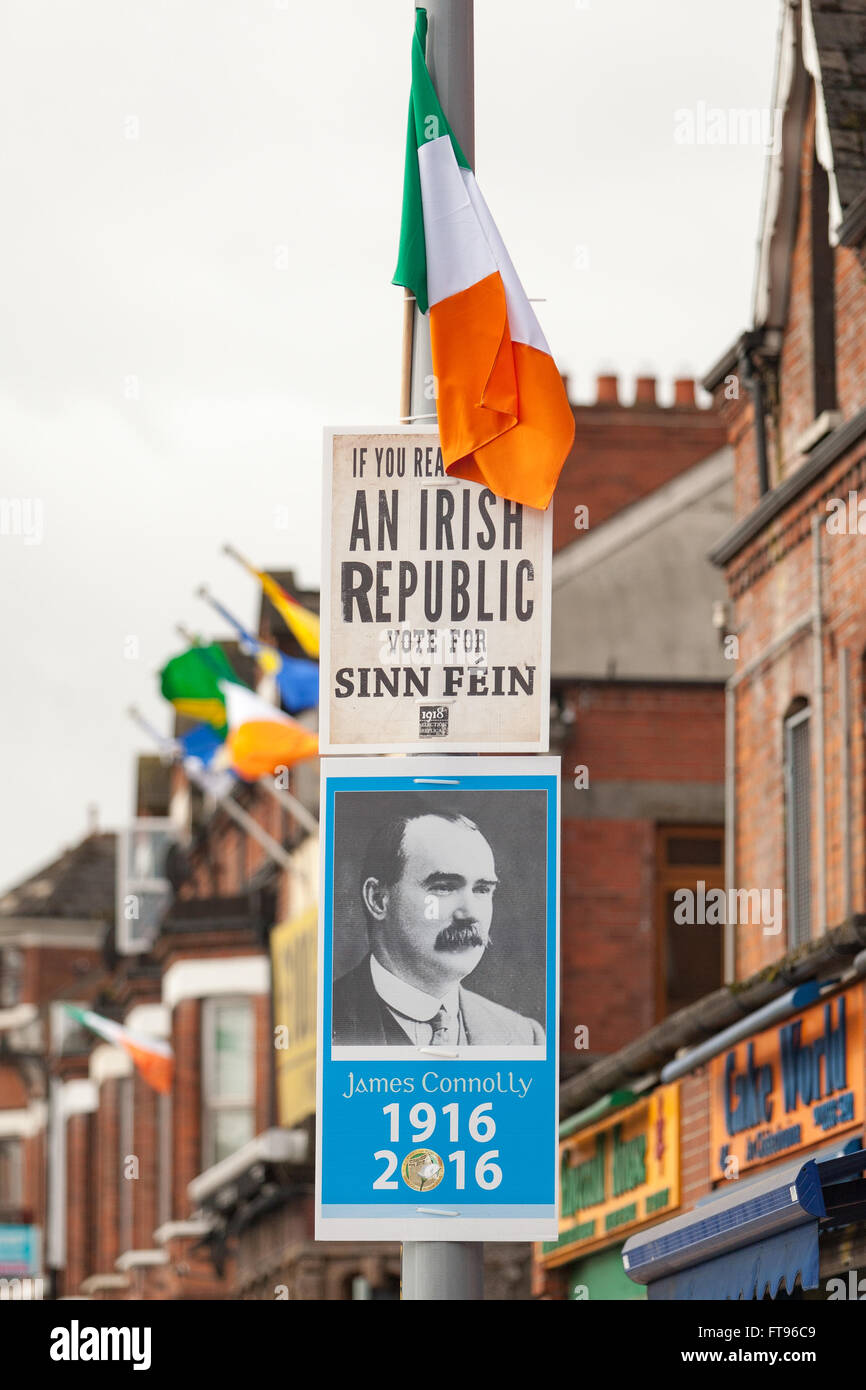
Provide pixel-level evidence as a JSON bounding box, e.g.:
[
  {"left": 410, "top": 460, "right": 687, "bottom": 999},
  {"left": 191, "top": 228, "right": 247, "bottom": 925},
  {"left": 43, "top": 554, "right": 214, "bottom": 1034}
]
[{"left": 622, "top": 1145, "right": 865, "bottom": 1300}]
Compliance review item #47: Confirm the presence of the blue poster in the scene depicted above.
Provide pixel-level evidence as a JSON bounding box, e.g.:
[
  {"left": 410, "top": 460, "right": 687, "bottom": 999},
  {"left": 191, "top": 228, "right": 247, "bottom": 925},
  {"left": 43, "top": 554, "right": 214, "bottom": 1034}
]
[
  {"left": 316, "top": 756, "right": 560, "bottom": 1241},
  {"left": 0, "top": 1224, "right": 41, "bottom": 1275}
]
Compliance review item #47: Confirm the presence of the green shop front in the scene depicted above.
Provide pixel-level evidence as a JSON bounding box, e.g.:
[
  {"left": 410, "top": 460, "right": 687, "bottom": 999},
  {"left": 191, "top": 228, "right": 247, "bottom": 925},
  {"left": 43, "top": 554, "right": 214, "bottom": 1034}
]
[{"left": 535, "top": 1085, "right": 680, "bottom": 1299}]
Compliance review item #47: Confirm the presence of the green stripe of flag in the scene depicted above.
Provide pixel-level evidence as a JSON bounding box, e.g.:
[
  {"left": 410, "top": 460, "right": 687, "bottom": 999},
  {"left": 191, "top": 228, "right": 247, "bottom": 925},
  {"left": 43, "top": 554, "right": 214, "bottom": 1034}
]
[{"left": 392, "top": 7, "right": 470, "bottom": 316}]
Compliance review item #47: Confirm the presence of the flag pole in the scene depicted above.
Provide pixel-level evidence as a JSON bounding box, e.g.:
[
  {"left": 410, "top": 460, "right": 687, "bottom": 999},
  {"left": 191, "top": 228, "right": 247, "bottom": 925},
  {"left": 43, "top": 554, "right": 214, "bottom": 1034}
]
[
  {"left": 127, "top": 707, "right": 303, "bottom": 878},
  {"left": 399, "top": 289, "right": 415, "bottom": 422},
  {"left": 400, "top": 0, "right": 483, "bottom": 1305},
  {"left": 221, "top": 540, "right": 257, "bottom": 577},
  {"left": 257, "top": 776, "right": 319, "bottom": 837},
  {"left": 196, "top": 584, "right": 255, "bottom": 644}
]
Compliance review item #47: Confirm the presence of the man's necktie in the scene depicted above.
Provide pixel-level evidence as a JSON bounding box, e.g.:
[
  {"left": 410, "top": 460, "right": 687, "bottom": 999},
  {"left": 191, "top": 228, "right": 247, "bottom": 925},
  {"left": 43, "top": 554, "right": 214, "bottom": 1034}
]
[{"left": 429, "top": 1006, "right": 456, "bottom": 1045}]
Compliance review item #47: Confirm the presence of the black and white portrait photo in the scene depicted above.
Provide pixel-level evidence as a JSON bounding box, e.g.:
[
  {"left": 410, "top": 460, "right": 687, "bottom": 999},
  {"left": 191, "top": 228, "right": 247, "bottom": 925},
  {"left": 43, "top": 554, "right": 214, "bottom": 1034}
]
[{"left": 329, "top": 787, "right": 548, "bottom": 1050}]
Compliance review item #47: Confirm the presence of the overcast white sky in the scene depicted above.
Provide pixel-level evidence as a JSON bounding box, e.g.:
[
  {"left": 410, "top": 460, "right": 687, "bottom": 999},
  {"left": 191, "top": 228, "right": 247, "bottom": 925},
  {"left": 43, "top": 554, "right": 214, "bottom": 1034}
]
[{"left": 0, "top": 0, "right": 781, "bottom": 892}]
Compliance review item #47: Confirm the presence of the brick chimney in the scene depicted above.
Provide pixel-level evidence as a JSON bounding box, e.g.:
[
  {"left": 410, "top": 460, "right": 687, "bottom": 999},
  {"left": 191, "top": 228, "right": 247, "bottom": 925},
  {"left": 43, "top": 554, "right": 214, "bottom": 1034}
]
[
  {"left": 634, "top": 376, "right": 657, "bottom": 406},
  {"left": 674, "top": 377, "right": 696, "bottom": 407},
  {"left": 596, "top": 373, "right": 619, "bottom": 405}
]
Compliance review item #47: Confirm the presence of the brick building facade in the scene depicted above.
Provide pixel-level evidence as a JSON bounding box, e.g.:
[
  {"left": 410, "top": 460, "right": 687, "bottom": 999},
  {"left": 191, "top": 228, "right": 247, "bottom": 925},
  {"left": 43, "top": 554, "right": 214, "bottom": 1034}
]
[
  {"left": 0, "top": 829, "right": 112, "bottom": 1296},
  {"left": 538, "top": 0, "right": 866, "bottom": 1300},
  {"left": 0, "top": 350, "right": 740, "bottom": 1299},
  {"left": 552, "top": 376, "right": 731, "bottom": 1068}
]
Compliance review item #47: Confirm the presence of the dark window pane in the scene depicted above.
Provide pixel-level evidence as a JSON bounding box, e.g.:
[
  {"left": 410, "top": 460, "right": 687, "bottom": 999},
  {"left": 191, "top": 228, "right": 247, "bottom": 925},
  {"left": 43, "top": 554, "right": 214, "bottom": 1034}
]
[
  {"left": 663, "top": 891, "right": 723, "bottom": 1015},
  {"left": 665, "top": 836, "right": 723, "bottom": 868}
]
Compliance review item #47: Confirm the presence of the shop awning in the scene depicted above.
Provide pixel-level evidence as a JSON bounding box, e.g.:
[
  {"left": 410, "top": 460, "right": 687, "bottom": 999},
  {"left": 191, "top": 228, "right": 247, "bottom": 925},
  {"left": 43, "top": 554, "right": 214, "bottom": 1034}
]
[
  {"left": 645, "top": 1223, "right": 818, "bottom": 1300},
  {"left": 622, "top": 1147, "right": 866, "bottom": 1301}
]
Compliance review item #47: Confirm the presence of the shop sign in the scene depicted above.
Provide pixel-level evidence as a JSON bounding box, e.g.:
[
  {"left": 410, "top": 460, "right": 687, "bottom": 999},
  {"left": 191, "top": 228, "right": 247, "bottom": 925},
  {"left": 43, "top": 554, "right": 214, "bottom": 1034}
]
[
  {"left": 709, "top": 984, "right": 864, "bottom": 1179},
  {"left": 538, "top": 1086, "right": 680, "bottom": 1269},
  {"left": 272, "top": 906, "right": 318, "bottom": 1130}
]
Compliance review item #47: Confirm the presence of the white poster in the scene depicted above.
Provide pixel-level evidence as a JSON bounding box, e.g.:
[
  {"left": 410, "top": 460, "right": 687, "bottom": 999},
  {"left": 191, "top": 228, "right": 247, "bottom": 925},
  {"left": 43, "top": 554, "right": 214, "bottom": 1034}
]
[{"left": 320, "top": 426, "right": 552, "bottom": 754}]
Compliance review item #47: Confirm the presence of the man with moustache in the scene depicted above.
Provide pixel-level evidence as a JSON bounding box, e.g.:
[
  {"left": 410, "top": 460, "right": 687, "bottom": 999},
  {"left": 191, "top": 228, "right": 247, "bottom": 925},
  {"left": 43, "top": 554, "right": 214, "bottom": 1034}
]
[{"left": 332, "top": 807, "right": 544, "bottom": 1046}]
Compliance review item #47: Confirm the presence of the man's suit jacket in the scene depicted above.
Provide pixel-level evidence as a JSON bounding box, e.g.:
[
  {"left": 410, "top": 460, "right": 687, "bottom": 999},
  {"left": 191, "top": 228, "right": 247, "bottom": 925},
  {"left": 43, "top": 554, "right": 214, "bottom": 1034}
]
[{"left": 332, "top": 953, "right": 545, "bottom": 1046}]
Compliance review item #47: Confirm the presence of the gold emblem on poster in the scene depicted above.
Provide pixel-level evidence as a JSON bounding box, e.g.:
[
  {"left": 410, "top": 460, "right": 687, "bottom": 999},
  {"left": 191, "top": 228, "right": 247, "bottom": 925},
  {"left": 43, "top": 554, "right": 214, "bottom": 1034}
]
[{"left": 401, "top": 1148, "right": 445, "bottom": 1192}]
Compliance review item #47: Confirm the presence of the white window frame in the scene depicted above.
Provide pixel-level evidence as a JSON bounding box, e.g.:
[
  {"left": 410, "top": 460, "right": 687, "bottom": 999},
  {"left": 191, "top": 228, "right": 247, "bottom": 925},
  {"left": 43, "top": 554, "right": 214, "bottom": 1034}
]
[
  {"left": 116, "top": 818, "right": 176, "bottom": 956},
  {"left": 0, "top": 948, "right": 23, "bottom": 1009},
  {"left": 201, "top": 997, "right": 255, "bottom": 1170},
  {"left": 118, "top": 1075, "right": 134, "bottom": 1254},
  {"left": 0, "top": 1136, "right": 23, "bottom": 1213},
  {"left": 158, "top": 1091, "right": 172, "bottom": 1228}
]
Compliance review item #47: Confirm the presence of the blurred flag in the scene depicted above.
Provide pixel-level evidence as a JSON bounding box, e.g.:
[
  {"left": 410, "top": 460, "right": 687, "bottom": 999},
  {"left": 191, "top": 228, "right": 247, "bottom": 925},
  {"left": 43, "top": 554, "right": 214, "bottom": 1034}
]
[
  {"left": 220, "top": 681, "right": 318, "bottom": 781},
  {"left": 224, "top": 546, "right": 320, "bottom": 658},
  {"left": 64, "top": 1005, "right": 174, "bottom": 1094},
  {"left": 392, "top": 6, "right": 574, "bottom": 510},
  {"left": 159, "top": 643, "right": 243, "bottom": 729},
  {"left": 177, "top": 722, "right": 225, "bottom": 767},
  {"left": 264, "top": 648, "right": 319, "bottom": 715},
  {"left": 200, "top": 591, "right": 319, "bottom": 713},
  {"left": 254, "top": 569, "right": 320, "bottom": 659}
]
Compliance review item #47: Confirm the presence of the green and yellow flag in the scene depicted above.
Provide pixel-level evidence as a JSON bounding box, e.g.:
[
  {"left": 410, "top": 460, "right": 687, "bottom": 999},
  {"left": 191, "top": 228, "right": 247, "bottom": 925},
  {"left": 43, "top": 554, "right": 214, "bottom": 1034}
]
[{"left": 159, "top": 643, "right": 243, "bottom": 729}]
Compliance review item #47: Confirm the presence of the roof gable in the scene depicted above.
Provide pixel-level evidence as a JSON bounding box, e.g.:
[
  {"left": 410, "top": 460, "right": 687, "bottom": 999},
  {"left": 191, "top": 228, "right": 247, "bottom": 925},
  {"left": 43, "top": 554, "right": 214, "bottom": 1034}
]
[
  {"left": 551, "top": 449, "right": 733, "bottom": 681},
  {"left": 0, "top": 832, "right": 116, "bottom": 923}
]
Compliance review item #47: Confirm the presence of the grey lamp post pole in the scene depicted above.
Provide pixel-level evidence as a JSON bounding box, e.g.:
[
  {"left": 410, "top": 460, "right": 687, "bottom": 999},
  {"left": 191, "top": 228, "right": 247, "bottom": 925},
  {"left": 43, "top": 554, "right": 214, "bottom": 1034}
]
[{"left": 400, "top": 0, "right": 483, "bottom": 1302}]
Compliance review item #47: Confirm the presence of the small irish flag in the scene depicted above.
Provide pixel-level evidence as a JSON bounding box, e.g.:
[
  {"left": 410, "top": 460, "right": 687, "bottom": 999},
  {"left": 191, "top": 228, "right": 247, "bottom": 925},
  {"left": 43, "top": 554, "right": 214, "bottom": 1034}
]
[
  {"left": 393, "top": 7, "right": 575, "bottom": 511},
  {"left": 219, "top": 681, "right": 318, "bottom": 782},
  {"left": 65, "top": 1006, "right": 174, "bottom": 1094}
]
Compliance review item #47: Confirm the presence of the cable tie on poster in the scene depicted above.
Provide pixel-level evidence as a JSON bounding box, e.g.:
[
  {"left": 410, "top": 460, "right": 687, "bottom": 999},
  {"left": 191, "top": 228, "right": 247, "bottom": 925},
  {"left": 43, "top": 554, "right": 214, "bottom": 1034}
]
[
  {"left": 417, "top": 1046, "right": 460, "bottom": 1059},
  {"left": 399, "top": 412, "right": 439, "bottom": 422},
  {"left": 416, "top": 1207, "right": 460, "bottom": 1216},
  {"left": 412, "top": 778, "right": 460, "bottom": 786}
]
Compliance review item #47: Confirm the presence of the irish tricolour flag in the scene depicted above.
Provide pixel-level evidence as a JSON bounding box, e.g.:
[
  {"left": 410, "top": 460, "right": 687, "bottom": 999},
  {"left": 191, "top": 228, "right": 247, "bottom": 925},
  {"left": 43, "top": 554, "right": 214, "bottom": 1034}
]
[
  {"left": 393, "top": 7, "right": 575, "bottom": 511},
  {"left": 65, "top": 1006, "right": 174, "bottom": 1094}
]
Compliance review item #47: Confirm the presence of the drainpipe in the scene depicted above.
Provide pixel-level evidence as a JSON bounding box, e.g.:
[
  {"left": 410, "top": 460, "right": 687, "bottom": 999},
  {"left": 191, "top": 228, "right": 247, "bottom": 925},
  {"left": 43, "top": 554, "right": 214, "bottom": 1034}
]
[
  {"left": 841, "top": 645, "right": 852, "bottom": 922},
  {"left": 812, "top": 515, "right": 827, "bottom": 935},
  {"left": 739, "top": 347, "right": 770, "bottom": 497},
  {"left": 724, "top": 684, "right": 736, "bottom": 983}
]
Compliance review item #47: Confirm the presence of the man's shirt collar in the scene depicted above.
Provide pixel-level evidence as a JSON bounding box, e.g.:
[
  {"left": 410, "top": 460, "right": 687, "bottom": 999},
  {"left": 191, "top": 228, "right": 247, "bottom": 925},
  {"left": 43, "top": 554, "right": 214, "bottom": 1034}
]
[{"left": 370, "top": 954, "right": 459, "bottom": 1021}]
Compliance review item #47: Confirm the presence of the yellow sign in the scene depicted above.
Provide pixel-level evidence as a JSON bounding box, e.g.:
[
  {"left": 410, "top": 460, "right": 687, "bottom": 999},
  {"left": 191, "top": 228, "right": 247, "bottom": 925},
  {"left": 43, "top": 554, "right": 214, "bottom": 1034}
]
[
  {"left": 271, "top": 907, "right": 318, "bottom": 1130},
  {"left": 539, "top": 1085, "right": 680, "bottom": 1269},
  {"left": 709, "top": 983, "right": 864, "bottom": 1179}
]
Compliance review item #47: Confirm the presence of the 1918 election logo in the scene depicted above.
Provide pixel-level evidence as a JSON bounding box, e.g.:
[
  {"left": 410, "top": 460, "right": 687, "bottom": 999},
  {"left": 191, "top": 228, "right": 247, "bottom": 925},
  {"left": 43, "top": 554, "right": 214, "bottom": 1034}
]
[{"left": 419, "top": 704, "right": 449, "bottom": 737}]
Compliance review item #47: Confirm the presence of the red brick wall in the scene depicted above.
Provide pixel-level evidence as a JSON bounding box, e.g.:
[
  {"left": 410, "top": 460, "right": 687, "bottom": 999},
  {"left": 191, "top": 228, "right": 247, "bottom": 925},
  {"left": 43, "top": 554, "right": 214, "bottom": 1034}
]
[
  {"left": 724, "top": 448, "right": 866, "bottom": 980},
  {"left": 565, "top": 684, "right": 725, "bottom": 782},
  {"left": 131, "top": 1072, "right": 159, "bottom": 1252},
  {"left": 172, "top": 998, "right": 201, "bottom": 1217},
  {"left": 36, "top": 948, "right": 103, "bottom": 1005},
  {"left": 20, "top": 945, "right": 102, "bottom": 1006},
  {"left": 835, "top": 245, "right": 866, "bottom": 421},
  {"left": 93, "top": 1078, "right": 121, "bottom": 1274},
  {"left": 776, "top": 91, "right": 818, "bottom": 474},
  {"left": 709, "top": 69, "right": 866, "bottom": 981},
  {"left": 183, "top": 786, "right": 289, "bottom": 900},
  {"left": 0, "top": 1066, "right": 28, "bottom": 1108},
  {"left": 724, "top": 391, "right": 763, "bottom": 526},
  {"left": 719, "top": 102, "right": 866, "bottom": 522},
  {"left": 552, "top": 383, "right": 727, "bottom": 554},
  {"left": 560, "top": 684, "right": 725, "bottom": 1056},
  {"left": 64, "top": 1111, "right": 93, "bottom": 1294},
  {"left": 20, "top": 1131, "right": 43, "bottom": 1225},
  {"left": 679, "top": 1069, "right": 711, "bottom": 1209},
  {"left": 562, "top": 817, "right": 656, "bottom": 1053}
]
